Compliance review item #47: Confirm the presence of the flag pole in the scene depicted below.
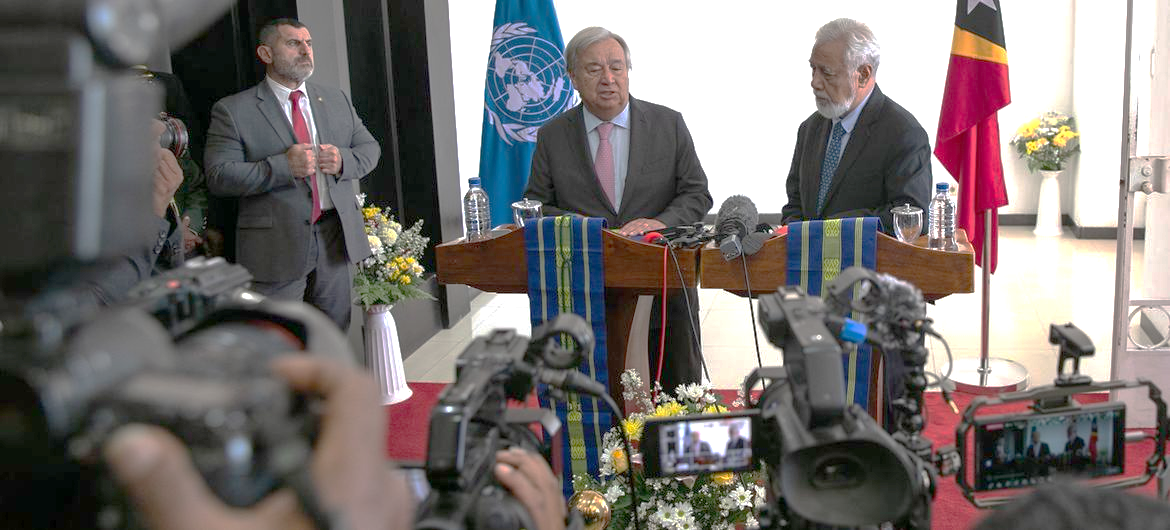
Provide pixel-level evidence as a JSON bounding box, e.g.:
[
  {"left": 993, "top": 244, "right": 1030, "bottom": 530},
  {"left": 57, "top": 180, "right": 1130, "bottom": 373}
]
[{"left": 949, "top": 210, "right": 1028, "bottom": 394}]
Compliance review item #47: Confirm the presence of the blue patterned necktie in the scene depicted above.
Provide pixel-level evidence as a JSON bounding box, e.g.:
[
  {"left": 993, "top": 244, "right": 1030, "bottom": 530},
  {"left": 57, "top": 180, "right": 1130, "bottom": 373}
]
[{"left": 816, "top": 121, "right": 847, "bottom": 214}]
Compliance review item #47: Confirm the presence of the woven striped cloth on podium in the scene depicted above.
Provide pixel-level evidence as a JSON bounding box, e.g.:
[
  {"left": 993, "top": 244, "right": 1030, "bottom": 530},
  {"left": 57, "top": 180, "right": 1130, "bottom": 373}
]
[
  {"left": 525, "top": 215, "right": 610, "bottom": 496},
  {"left": 786, "top": 217, "right": 880, "bottom": 408}
]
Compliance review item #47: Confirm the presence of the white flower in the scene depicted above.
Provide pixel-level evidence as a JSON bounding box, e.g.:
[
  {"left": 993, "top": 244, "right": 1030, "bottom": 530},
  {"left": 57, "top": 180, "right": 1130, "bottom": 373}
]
[
  {"left": 745, "top": 514, "right": 759, "bottom": 529},
  {"left": 730, "top": 484, "right": 753, "bottom": 509},
  {"left": 367, "top": 235, "right": 383, "bottom": 252},
  {"left": 671, "top": 514, "right": 697, "bottom": 530},
  {"left": 753, "top": 484, "right": 767, "bottom": 508},
  {"left": 604, "top": 483, "right": 624, "bottom": 504}
]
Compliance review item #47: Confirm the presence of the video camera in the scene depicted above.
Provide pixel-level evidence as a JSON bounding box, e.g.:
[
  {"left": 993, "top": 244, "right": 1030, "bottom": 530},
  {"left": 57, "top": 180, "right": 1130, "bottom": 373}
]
[
  {"left": 0, "top": 2, "right": 351, "bottom": 528},
  {"left": 640, "top": 267, "right": 947, "bottom": 529},
  {"left": 955, "top": 323, "right": 1170, "bottom": 507},
  {"left": 415, "top": 313, "right": 606, "bottom": 530}
]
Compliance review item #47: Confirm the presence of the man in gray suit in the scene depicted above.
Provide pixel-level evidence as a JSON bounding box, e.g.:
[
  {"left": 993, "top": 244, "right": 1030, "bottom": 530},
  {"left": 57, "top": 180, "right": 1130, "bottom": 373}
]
[
  {"left": 780, "top": 18, "right": 931, "bottom": 233},
  {"left": 524, "top": 26, "right": 712, "bottom": 393},
  {"left": 205, "top": 18, "right": 379, "bottom": 330}
]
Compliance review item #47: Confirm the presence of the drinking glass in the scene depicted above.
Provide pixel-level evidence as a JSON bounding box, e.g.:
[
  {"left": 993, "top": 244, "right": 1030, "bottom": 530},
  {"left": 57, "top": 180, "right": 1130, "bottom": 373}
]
[
  {"left": 891, "top": 204, "right": 923, "bottom": 244},
  {"left": 511, "top": 198, "right": 543, "bottom": 227}
]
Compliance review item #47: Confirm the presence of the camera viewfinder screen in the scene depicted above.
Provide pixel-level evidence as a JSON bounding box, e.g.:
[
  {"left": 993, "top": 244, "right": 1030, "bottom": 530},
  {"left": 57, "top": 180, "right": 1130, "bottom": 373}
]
[
  {"left": 973, "top": 402, "right": 1125, "bottom": 491},
  {"left": 655, "top": 415, "right": 753, "bottom": 475}
]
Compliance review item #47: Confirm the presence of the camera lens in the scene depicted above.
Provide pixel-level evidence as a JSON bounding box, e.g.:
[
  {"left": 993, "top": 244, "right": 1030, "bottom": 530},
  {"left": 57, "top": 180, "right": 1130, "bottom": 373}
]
[{"left": 158, "top": 114, "right": 189, "bottom": 159}]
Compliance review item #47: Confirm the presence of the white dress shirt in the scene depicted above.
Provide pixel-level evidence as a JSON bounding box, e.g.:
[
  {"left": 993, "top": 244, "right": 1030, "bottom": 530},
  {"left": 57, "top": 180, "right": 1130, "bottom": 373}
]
[
  {"left": 266, "top": 76, "right": 334, "bottom": 211},
  {"left": 582, "top": 103, "right": 631, "bottom": 210}
]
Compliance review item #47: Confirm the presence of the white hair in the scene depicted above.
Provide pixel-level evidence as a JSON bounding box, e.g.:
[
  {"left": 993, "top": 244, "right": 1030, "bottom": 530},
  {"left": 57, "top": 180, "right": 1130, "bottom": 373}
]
[
  {"left": 815, "top": 18, "right": 881, "bottom": 75},
  {"left": 564, "top": 26, "right": 632, "bottom": 75}
]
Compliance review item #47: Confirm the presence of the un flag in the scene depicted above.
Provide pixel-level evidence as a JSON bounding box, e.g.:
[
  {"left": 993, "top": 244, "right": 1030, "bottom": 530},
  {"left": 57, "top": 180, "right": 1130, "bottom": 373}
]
[{"left": 478, "top": 0, "right": 573, "bottom": 226}]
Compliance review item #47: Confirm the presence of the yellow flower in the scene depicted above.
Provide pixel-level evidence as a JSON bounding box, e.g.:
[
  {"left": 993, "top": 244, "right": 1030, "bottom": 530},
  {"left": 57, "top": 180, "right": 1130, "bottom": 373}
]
[
  {"left": 703, "top": 404, "right": 729, "bottom": 414},
  {"left": 611, "top": 448, "right": 629, "bottom": 474},
  {"left": 712, "top": 472, "right": 735, "bottom": 485},
  {"left": 362, "top": 207, "right": 379, "bottom": 220},
  {"left": 622, "top": 417, "right": 644, "bottom": 442},
  {"left": 399, "top": 276, "right": 412, "bottom": 285},
  {"left": 1026, "top": 138, "right": 1049, "bottom": 155},
  {"left": 653, "top": 402, "right": 687, "bottom": 417}
]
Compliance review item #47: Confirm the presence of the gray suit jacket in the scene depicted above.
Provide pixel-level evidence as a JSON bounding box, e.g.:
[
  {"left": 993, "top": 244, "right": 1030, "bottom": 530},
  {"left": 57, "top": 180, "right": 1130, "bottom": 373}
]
[
  {"left": 525, "top": 97, "right": 712, "bottom": 227},
  {"left": 204, "top": 81, "right": 379, "bottom": 282},
  {"left": 780, "top": 85, "right": 932, "bottom": 232}
]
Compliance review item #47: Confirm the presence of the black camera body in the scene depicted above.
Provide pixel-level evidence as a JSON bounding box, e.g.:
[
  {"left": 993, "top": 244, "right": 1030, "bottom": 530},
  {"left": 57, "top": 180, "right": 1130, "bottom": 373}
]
[
  {"left": 416, "top": 314, "right": 598, "bottom": 530},
  {"left": 0, "top": 259, "right": 355, "bottom": 529},
  {"left": 639, "top": 268, "right": 940, "bottom": 529}
]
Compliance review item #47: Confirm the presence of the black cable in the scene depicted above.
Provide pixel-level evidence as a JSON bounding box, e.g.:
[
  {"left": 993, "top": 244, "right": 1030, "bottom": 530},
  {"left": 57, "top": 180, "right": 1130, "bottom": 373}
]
[
  {"left": 740, "top": 254, "right": 764, "bottom": 368},
  {"left": 666, "top": 245, "right": 710, "bottom": 382}
]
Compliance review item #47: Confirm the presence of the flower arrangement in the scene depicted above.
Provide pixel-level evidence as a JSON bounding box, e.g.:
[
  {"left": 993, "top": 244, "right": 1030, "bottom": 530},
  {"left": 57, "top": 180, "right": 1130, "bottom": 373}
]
[
  {"left": 1010, "top": 111, "right": 1081, "bottom": 172},
  {"left": 353, "top": 194, "right": 434, "bottom": 308},
  {"left": 572, "top": 370, "right": 766, "bottom": 530}
]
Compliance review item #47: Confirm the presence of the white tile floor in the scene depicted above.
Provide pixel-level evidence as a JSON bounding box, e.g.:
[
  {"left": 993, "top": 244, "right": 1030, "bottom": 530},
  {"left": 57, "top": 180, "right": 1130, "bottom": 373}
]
[{"left": 406, "top": 226, "right": 1145, "bottom": 390}]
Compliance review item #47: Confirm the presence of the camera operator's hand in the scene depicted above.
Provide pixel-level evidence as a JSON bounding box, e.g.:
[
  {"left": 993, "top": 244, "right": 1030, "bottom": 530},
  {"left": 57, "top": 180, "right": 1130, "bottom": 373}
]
[
  {"left": 317, "top": 144, "right": 342, "bottom": 175},
  {"left": 151, "top": 119, "right": 184, "bottom": 218},
  {"left": 181, "top": 216, "right": 203, "bottom": 255},
  {"left": 104, "top": 356, "right": 415, "bottom": 530},
  {"left": 286, "top": 144, "right": 317, "bottom": 178},
  {"left": 152, "top": 147, "right": 184, "bottom": 218},
  {"left": 494, "top": 448, "right": 567, "bottom": 530}
]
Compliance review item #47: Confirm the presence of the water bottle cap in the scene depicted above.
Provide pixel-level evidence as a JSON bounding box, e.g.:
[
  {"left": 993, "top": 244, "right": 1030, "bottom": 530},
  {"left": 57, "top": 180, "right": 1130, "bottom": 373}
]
[
  {"left": 469, "top": 177, "right": 482, "bottom": 187},
  {"left": 935, "top": 182, "right": 949, "bottom": 192}
]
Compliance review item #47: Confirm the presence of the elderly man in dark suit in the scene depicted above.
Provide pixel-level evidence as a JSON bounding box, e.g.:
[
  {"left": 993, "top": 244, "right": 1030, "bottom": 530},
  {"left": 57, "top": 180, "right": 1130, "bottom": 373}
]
[
  {"left": 205, "top": 18, "right": 379, "bottom": 330},
  {"left": 780, "top": 18, "right": 932, "bottom": 233},
  {"left": 524, "top": 26, "right": 712, "bottom": 393}
]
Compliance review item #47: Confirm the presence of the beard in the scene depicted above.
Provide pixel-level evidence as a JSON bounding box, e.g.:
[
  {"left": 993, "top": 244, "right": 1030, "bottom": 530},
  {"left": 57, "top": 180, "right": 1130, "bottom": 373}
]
[
  {"left": 814, "top": 85, "right": 855, "bottom": 119},
  {"left": 274, "top": 55, "right": 314, "bottom": 84}
]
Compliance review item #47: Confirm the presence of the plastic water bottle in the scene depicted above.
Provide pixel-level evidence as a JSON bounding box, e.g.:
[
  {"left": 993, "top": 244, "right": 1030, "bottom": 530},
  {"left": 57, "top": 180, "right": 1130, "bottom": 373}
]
[
  {"left": 463, "top": 177, "right": 491, "bottom": 241},
  {"left": 928, "top": 182, "right": 958, "bottom": 251}
]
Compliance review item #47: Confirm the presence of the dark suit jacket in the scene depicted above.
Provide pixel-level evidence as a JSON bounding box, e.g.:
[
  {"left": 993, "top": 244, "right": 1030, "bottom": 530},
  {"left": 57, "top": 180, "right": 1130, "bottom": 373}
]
[
  {"left": 1026, "top": 442, "right": 1052, "bottom": 460},
  {"left": 525, "top": 97, "right": 712, "bottom": 227},
  {"left": 204, "top": 81, "right": 379, "bottom": 282},
  {"left": 780, "top": 85, "right": 932, "bottom": 232}
]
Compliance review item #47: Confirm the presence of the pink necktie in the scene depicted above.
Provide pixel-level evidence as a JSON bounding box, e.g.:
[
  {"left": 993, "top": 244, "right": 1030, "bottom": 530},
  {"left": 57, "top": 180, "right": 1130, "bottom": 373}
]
[
  {"left": 290, "top": 90, "right": 321, "bottom": 223},
  {"left": 595, "top": 122, "right": 616, "bottom": 208}
]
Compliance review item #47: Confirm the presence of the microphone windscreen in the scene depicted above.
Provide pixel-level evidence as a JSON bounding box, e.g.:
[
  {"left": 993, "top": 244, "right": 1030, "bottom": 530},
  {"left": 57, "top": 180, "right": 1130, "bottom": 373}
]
[{"left": 715, "top": 195, "right": 759, "bottom": 240}]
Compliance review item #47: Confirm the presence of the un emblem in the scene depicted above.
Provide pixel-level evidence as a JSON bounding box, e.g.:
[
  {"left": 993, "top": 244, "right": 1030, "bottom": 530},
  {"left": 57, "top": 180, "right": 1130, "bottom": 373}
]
[{"left": 484, "top": 23, "right": 574, "bottom": 145}]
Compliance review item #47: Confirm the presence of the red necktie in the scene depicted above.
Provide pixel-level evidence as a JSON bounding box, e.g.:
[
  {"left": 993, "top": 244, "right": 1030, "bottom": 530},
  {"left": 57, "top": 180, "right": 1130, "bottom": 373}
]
[
  {"left": 595, "top": 122, "right": 616, "bottom": 208},
  {"left": 290, "top": 90, "right": 321, "bottom": 223}
]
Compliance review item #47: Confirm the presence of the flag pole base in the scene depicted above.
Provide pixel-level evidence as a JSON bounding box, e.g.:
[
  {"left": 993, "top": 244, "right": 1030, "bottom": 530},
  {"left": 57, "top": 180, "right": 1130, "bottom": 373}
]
[{"left": 944, "top": 356, "right": 1028, "bottom": 395}]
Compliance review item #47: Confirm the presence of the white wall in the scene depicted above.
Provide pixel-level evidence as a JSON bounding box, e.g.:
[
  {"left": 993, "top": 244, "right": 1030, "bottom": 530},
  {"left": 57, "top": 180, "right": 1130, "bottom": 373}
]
[
  {"left": 297, "top": 0, "right": 352, "bottom": 93},
  {"left": 448, "top": 0, "right": 1090, "bottom": 218}
]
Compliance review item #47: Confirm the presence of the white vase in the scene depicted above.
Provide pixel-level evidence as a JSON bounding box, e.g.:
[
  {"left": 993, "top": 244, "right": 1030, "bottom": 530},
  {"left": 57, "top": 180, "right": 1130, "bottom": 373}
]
[
  {"left": 363, "top": 304, "right": 412, "bottom": 405},
  {"left": 1034, "top": 170, "right": 1063, "bottom": 237}
]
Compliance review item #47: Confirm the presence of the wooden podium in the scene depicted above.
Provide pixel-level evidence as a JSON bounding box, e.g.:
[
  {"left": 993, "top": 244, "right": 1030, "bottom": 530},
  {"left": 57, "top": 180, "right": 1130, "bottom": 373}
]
[
  {"left": 699, "top": 229, "right": 975, "bottom": 301},
  {"left": 435, "top": 226, "right": 700, "bottom": 395}
]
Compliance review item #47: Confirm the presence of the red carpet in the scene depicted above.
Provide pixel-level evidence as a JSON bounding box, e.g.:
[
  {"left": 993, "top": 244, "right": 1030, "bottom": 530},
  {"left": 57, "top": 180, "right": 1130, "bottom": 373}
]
[{"left": 387, "top": 384, "right": 1159, "bottom": 529}]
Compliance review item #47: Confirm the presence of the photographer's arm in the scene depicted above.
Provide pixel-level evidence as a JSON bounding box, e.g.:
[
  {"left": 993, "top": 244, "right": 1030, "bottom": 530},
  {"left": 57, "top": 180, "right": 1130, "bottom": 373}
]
[
  {"left": 204, "top": 101, "right": 297, "bottom": 197},
  {"left": 104, "top": 357, "right": 414, "bottom": 530}
]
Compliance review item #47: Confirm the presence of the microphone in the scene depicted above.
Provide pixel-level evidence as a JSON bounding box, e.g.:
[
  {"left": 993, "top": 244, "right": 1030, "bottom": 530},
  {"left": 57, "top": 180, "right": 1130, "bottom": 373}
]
[
  {"left": 642, "top": 231, "right": 666, "bottom": 245},
  {"left": 716, "top": 195, "right": 769, "bottom": 260}
]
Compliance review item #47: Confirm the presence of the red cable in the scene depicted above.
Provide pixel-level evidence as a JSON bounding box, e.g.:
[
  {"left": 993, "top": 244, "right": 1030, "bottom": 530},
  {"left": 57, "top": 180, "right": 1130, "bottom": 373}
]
[{"left": 653, "top": 243, "right": 668, "bottom": 398}]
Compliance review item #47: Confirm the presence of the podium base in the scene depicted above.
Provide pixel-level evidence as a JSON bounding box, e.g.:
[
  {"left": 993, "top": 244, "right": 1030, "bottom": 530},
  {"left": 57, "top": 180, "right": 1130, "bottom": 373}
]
[{"left": 944, "top": 356, "right": 1029, "bottom": 395}]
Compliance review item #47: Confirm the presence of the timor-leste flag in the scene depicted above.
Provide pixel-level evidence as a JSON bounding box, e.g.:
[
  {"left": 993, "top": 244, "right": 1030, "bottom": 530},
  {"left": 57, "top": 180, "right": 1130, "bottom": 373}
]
[{"left": 934, "top": 0, "right": 1010, "bottom": 273}]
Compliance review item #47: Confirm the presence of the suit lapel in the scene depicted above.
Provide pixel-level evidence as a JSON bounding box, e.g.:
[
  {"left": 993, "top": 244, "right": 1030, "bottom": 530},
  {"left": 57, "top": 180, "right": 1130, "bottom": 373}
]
[
  {"left": 255, "top": 83, "right": 297, "bottom": 146},
  {"left": 306, "top": 83, "right": 333, "bottom": 145},
  {"left": 824, "top": 85, "right": 887, "bottom": 210},
  {"left": 803, "top": 117, "right": 831, "bottom": 216},
  {"left": 618, "top": 98, "right": 646, "bottom": 219}
]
